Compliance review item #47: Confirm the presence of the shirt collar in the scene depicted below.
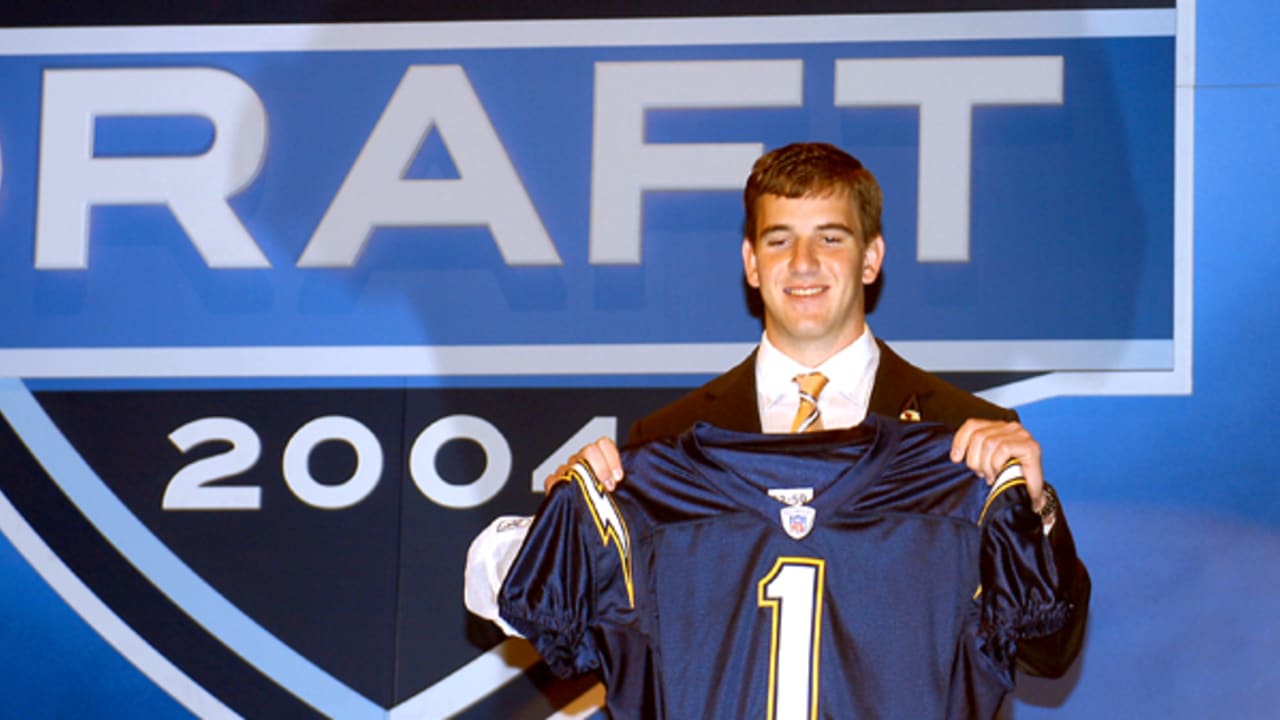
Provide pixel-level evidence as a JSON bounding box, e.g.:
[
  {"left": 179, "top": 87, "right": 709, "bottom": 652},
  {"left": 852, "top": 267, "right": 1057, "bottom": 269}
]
[{"left": 755, "top": 326, "right": 879, "bottom": 401}]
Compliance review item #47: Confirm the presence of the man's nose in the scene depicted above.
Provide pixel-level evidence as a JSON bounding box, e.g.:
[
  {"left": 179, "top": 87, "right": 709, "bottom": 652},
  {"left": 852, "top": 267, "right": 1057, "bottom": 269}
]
[{"left": 790, "top": 238, "right": 818, "bottom": 272}]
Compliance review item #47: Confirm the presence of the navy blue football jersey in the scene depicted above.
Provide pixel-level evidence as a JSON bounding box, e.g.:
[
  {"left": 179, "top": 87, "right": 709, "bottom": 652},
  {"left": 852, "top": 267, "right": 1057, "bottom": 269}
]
[{"left": 499, "top": 415, "right": 1068, "bottom": 719}]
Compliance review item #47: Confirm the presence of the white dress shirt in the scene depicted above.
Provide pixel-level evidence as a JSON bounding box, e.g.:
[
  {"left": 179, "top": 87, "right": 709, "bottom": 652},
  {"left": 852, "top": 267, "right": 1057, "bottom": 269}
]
[{"left": 754, "top": 327, "right": 881, "bottom": 432}]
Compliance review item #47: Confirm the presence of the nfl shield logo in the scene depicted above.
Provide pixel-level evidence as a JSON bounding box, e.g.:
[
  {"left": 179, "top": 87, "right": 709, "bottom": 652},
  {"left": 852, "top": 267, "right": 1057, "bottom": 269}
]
[{"left": 780, "top": 505, "right": 816, "bottom": 540}]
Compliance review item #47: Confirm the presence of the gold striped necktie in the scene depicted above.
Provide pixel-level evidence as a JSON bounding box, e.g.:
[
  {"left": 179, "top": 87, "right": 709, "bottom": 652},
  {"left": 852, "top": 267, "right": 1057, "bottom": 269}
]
[{"left": 790, "top": 372, "right": 829, "bottom": 433}]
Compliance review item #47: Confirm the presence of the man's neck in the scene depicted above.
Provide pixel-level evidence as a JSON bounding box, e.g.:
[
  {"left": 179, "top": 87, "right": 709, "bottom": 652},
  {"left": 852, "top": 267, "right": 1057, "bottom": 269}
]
[{"left": 764, "top": 326, "right": 867, "bottom": 369}]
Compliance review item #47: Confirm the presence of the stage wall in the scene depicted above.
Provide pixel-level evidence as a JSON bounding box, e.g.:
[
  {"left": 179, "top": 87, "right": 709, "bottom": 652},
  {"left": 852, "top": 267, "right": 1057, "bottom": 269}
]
[{"left": 2, "top": 1, "right": 1275, "bottom": 718}]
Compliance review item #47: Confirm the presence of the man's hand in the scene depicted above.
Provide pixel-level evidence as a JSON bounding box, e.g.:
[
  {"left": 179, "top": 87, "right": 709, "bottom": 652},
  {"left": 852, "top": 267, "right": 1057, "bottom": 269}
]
[
  {"left": 950, "top": 419, "right": 1050, "bottom": 518},
  {"left": 542, "top": 436, "right": 625, "bottom": 493}
]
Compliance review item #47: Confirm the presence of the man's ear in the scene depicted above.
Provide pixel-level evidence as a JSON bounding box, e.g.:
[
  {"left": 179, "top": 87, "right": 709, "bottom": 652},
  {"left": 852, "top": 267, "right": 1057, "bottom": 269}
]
[
  {"left": 742, "top": 237, "right": 761, "bottom": 288},
  {"left": 862, "top": 234, "right": 885, "bottom": 284}
]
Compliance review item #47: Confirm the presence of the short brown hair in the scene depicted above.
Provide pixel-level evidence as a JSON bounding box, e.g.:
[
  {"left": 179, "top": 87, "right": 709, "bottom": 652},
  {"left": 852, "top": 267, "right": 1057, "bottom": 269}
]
[{"left": 743, "top": 142, "right": 883, "bottom": 243}]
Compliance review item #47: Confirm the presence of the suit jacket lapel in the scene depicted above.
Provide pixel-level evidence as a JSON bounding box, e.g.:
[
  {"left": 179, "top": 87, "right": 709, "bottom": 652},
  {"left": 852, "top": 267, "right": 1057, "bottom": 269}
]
[
  {"left": 868, "top": 339, "right": 931, "bottom": 421},
  {"left": 701, "top": 352, "right": 763, "bottom": 433}
]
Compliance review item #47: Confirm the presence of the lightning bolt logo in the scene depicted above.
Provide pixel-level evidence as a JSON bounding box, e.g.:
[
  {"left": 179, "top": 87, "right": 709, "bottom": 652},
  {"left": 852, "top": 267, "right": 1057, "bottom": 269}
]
[{"left": 570, "top": 461, "right": 635, "bottom": 607}]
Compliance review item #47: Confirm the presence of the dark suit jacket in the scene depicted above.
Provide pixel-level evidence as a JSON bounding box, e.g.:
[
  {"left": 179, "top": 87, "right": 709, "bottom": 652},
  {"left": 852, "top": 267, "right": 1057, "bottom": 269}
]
[{"left": 626, "top": 338, "right": 1090, "bottom": 678}]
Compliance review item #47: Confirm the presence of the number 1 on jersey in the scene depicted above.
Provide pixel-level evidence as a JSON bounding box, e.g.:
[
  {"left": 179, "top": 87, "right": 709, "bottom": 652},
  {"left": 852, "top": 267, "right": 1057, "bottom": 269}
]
[{"left": 758, "top": 557, "right": 825, "bottom": 720}]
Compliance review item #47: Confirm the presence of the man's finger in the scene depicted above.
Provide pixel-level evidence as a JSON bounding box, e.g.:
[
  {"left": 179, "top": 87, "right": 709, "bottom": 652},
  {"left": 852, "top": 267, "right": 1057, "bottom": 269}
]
[
  {"left": 541, "top": 438, "right": 626, "bottom": 494},
  {"left": 963, "top": 426, "right": 994, "bottom": 483},
  {"left": 950, "top": 419, "right": 980, "bottom": 463},
  {"left": 583, "top": 437, "right": 624, "bottom": 491}
]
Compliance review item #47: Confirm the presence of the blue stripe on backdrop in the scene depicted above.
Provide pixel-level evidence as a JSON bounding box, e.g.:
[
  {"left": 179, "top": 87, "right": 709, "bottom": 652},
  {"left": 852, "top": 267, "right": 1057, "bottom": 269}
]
[{"left": 0, "top": 521, "right": 194, "bottom": 719}]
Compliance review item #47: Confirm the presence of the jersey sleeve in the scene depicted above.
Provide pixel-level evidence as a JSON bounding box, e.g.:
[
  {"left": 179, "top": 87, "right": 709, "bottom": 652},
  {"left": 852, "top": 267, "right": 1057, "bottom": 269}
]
[
  {"left": 463, "top": 515, "right": 532, "bottom": 637},
  {"left": 497, "top": 464, "right": 635, "bottom": 678},
  {"left": 975, "top": 463, "right": 1071, "bottom": 669}
]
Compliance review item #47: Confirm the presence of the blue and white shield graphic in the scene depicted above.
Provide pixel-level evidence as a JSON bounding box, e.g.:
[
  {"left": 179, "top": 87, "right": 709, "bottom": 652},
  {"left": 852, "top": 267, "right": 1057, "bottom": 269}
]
[
  {"left": 781, "top": 505, "right": 818, "bottom": 540},
  {"left": 0, "top": 5, "right": 1185, "bottom": 718}
]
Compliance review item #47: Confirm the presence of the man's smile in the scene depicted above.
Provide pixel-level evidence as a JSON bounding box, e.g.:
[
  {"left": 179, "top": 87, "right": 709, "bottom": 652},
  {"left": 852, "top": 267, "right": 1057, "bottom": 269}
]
[{"left": 785, "top": 286, "right": 827, "bottom": 297}]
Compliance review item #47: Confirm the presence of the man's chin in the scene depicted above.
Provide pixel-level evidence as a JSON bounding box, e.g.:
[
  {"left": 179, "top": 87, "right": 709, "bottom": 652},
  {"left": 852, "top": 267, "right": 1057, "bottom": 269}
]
[{"left": 769, "top": 325, "right": 842, "bottom": 349}]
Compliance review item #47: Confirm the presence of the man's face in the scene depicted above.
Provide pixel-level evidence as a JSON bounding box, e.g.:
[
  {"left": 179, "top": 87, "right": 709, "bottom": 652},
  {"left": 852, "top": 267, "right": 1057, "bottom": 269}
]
[{"left": 742, "top": 192, "right": 885, "bottom": 367}]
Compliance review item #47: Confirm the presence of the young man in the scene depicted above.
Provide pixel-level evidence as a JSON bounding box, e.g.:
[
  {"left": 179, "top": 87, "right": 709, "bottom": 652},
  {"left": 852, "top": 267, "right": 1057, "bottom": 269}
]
[{"left": 470, "top": 142, "right": 1089, "bottom": 677}]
